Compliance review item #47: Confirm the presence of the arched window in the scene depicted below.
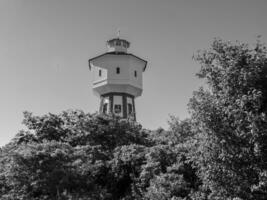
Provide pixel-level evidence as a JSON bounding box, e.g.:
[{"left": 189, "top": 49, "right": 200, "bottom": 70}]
[
  {"left": 99, "top": 69, "right": 102, "bottom": 77},
  {"left": 127, "top": 103, "right": 133, "bottom": 114},
  {"left": 134, "top": 70, "right": 137, "bottom": 77},
  {"left": 103, "top": 103, "right": 108, "bottom": 114},
  {"left": 114, "top": 105, "right": 122, "bottom": 113},
  {"left": 116, "top": 67, "right": 120, "bottom": 74}
]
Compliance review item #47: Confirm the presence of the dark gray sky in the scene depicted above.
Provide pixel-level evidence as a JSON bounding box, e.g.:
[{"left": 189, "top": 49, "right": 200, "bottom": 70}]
[{"left": 1, "top": 0, "right": 267, "bottom": 146}]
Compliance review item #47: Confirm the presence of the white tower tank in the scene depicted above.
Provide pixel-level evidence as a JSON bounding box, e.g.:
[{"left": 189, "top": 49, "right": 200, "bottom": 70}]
[{"left": 88, "top": 37, "right": 147, "bottom": 120}]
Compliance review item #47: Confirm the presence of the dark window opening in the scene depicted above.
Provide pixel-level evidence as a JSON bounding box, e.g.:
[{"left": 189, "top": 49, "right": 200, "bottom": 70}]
[
  {"left": 114, "top": 105, "right": 122, "bottom": 114},
  {"left": 134, "top": 70, "right": 137, "bottom": 77},
  {"left": 99, "top": 69, "right": 102, "bottom": 77},
  {"left": 116, "top": 67, "right": 120, "bottom": 74},
  {"left": 103, "top": 103, "right": 108, "bottom": 114},
  {"left": 128, "top": 103, "right": 133, "bottom": 114}
]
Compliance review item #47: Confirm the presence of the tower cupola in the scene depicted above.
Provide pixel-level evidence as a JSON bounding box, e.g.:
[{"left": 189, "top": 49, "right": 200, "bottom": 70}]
[{"left": 106, "top": 38, "right": 130, "bottom": 53}]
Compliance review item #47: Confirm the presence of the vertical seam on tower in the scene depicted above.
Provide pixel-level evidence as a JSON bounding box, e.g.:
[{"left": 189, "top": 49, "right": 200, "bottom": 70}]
[
  {"left": 109, "top": 95, "right": 113, "bottom": 114},
  {"left": 122, "top": 94, "right": 127, "bottom": 118}
]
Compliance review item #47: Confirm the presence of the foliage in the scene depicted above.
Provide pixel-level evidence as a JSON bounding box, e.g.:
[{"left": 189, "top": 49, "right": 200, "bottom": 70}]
[
  {"left": 0, "top": 111, "right": 197, "bottom": 200},
  {"left": 189, "top": 38, "right": 267, "bottom": 199}
]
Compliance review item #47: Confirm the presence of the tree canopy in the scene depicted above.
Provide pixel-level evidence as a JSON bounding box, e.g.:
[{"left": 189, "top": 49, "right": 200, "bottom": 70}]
[
  {"left": 189, "top": 38, "right": 267, "bottom": 199},
  {"left": 0, "top": 112, "right": 198, "bottom": 200}
]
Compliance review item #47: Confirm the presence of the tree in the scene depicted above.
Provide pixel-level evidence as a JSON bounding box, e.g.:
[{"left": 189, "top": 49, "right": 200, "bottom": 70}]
[
  {"left": 140, "top": 118, "right": 201, "bottom": 200},
  {"left": 0, "top": 111, "right": 148, "bottom": 200},
  {"left": 0, "top": 110, "right": 200, "bottom": 200},
  {"left": 189, "top": 38, "right": 267, "bottom": 199}
]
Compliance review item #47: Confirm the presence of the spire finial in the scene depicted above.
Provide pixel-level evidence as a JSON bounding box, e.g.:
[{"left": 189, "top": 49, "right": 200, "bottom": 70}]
[{"left": 117, "top": 28, "right": 120, "bottom": 38}]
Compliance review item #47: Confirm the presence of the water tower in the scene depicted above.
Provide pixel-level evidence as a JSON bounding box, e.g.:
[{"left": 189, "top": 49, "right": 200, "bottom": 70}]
[{"left": 88, "top": 36, "right": 147, "bottom": 120}]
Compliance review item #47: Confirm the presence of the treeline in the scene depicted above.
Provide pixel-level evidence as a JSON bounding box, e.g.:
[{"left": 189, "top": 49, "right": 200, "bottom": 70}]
[{"left": 1, "top": 38, "right": 267, "bottom": 200}]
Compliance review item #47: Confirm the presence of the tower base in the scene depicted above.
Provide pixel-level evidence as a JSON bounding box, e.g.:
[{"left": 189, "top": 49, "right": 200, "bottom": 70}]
[{"left": 99, "top": 93, "right": 136, "bottom": 121}]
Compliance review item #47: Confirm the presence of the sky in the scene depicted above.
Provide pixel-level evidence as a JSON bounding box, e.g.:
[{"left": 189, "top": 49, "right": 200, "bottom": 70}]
[{"left": 0, "top": 0, "right": 267, "bottom": 146}]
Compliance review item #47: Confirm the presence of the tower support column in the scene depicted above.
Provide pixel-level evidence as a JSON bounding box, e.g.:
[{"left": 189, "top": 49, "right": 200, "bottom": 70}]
[{"left": 122, "top": 94, "right": 127, "bottom": 118}]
